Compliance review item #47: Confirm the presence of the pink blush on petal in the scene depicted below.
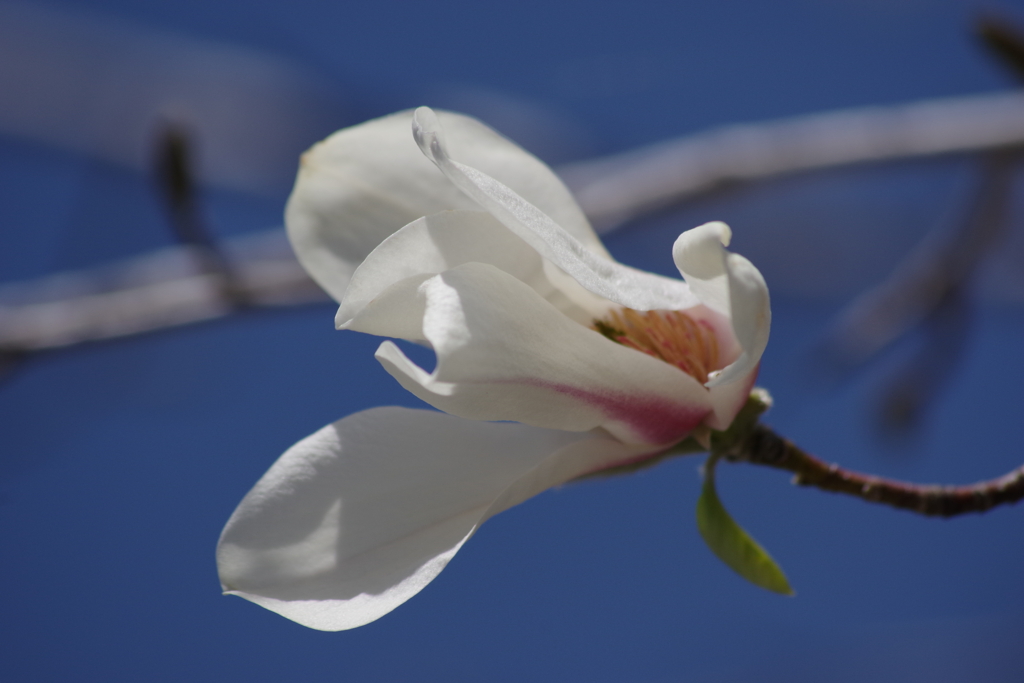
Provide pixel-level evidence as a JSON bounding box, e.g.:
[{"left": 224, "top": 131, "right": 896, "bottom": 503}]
[{"left": 527, "top": 379, "right": 710, "bottom": 445}]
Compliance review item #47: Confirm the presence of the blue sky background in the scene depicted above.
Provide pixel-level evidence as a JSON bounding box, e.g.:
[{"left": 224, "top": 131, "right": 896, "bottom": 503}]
[{"left": 1, "top": 1, "right": 1023, "bottom": 681}]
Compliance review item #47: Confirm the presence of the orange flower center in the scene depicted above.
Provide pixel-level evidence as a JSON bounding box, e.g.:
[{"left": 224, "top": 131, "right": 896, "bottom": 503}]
[{"left": 594, "top": 308, "right": 720, "bottom": 385}]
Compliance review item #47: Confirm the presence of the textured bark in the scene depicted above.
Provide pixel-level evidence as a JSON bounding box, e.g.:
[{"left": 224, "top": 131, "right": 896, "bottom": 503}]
[{"left": 727, "top": 423, "right": 1024, "bottom": 517}]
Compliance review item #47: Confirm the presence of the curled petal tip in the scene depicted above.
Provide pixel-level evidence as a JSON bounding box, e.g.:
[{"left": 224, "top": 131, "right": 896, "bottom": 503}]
[
  {"left": 712, "top": 221, "right": 732, "bottom": 247},
  {"left": 675, "top": 222, "right": 732, "bottom": 255},
  {"left": 702, "top": 221, "right": 732, "bottom": 247},
  {"left": 672, "top": 222, "right": 732, "bottom": 298}
]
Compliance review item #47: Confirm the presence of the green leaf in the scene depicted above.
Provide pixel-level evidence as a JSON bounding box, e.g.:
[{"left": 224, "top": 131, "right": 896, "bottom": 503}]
[{"left": 696, "top": 467, "right": 794, "bottom": 596}]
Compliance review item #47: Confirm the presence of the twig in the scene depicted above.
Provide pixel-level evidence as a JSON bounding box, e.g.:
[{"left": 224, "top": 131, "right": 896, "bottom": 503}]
[
  {"left": 559, "top": 91, "right": 1024, "bottom": 230},
  {"left": 588, "top": 392, "right": 1024, "bottom": 518},
  {"left": 715, "top": 394, "right": 1024, "bottom": 517},
  {"left": 731, "top": 424, "right": 1024, "bottom": 517},
  {"left": 712, "top": 393, "right": 1024, "bottom": 516}
]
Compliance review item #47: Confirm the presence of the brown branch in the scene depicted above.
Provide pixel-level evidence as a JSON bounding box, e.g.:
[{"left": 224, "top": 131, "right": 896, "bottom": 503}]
[
  {"left": 725, "top": 423, "right": 1024, "bottom": 517},
  {"left": 700, "top": 392, "right": 1024, "bottom": 517}
]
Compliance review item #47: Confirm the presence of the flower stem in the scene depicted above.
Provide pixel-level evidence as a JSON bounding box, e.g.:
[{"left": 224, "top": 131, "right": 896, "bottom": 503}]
[{"left": 725, "top": 423, "right": 1024, "bottom": 517}]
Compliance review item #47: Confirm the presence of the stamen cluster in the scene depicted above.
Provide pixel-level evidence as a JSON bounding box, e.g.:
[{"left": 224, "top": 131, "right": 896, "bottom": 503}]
[{"left": 594, "top": 308, "right": 720, "bottom": 385}]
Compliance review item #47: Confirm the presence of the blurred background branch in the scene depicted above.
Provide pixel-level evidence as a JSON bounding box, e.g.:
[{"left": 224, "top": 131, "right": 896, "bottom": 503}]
[
  {"left": 816, "top": 150, "right": 1018, "bottom": 436},
  {"left": 561, "top": 91, "right": 1024, "bottom": 231},
  {"left": 0, "top": 230, "right": 326, "bottom": 353},
  {"left": 3, "top": 89, "right": 1024, "bottom": 354},
  {"left": 812, "top": 15, "right": 1024, "bottom": 439}
]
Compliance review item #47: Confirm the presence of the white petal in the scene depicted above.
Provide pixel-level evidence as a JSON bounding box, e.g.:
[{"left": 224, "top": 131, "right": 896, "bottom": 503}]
[
  {"left": 375, "top": 262, "right": 713, "bottom": 445},
  {"left": 705, "top": 362, "right": 760, "bottom": 430},
  {"left": 217, "top": 408, "right": 656, "bottom": 630},
  {"left": 672, "top": 222, "right": 771, "bottom": 388},
  {"left": 285, "top": 109, "right": 606, "bottom": 302},
  {"left": 665, "top": 302, "right": 755, "bottom": 429},
  {"left": 337, "top": 210, "right": 609, "bottom": 334},
  {"left": 412, "top": 107, "right": 698, "bottom": 312}
]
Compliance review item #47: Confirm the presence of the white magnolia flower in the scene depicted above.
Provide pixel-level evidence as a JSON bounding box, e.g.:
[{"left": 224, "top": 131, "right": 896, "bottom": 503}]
[{"left": 217, "top": 107, "right": 770, "bottom": 631}]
